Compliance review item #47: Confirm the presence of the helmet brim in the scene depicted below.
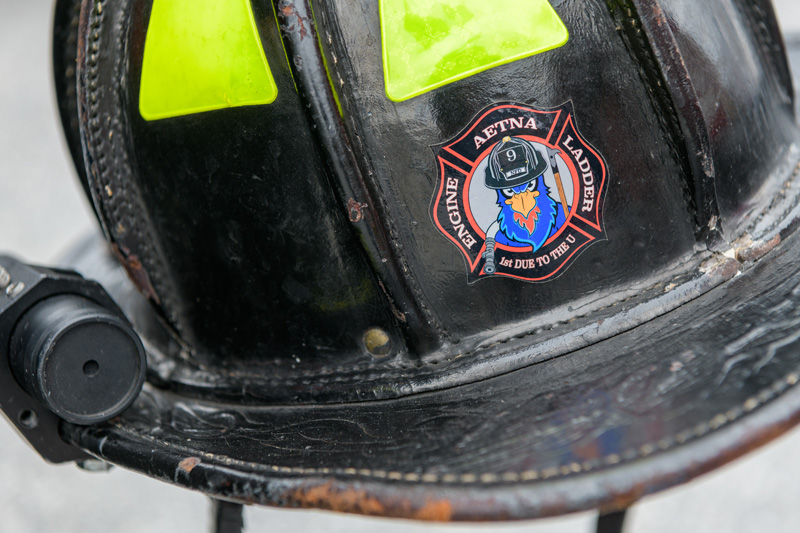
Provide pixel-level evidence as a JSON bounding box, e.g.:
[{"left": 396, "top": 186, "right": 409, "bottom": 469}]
[{"left": 63, "top": 212, "right": 800, "bottom": 520}]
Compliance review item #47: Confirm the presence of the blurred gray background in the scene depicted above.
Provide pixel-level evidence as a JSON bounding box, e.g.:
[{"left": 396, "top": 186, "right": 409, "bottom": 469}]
[{"left": 1, "top": 1, "right": 800, "bottom": 532}]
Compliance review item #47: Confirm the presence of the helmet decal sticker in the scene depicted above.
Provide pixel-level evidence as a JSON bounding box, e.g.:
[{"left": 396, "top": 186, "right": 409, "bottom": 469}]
[
  {"left": 139, "top": 0, "right": 278, "bottom": 121},
  {"left": 431, "top": 102, "right": 608, "bottom": 283},
  {"left": 380, "top": 0, "right": 568, "bottom": 102}
]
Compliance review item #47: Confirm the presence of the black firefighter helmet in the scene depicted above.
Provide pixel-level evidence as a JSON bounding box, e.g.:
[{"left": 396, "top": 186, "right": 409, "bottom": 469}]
[
  {"left": 9, "top": 0, "right": 800, "bottom": 527},
  {"left": 484, "top": 136, "right": 548, "bottom": 190}
]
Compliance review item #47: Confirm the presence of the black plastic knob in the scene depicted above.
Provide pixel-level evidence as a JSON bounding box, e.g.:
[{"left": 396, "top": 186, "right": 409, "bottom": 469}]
[{"left": 9, "top": 294, "right": 145, "bottom": 425}]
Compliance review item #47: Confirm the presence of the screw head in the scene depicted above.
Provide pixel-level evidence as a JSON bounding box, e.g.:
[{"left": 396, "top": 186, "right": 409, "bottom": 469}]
[{"left": 363, "top": 327, "right": 391, "bottom": 358}]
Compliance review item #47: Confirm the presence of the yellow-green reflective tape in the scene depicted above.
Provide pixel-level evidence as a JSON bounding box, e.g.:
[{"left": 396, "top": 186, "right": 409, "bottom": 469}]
[
  {"left": 380, "top": 0, "right": 569, "bottom": 102},
  {"left": 139, "top": 0, "right": 278, "bottom": 121}
]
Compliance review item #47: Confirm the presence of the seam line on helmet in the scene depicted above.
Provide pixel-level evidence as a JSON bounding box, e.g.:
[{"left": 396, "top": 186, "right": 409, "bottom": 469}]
[
  {"left": 311, "top": 3, "right": 451, "bottom": 341},
  {"left": 165, "top": 259, "right": 704, "bottom": 382},
  {"left": 607, "top": 0, "right": 699, "bottom": 235},
  {"left": 107, "top": 371, "right": 800, "bottom": 484},
  {"left": 744, "top": 159, "right": 800, "bottom": 237},
  {"left": 85, "top": 0, "right": 184, "bottom": 339}
]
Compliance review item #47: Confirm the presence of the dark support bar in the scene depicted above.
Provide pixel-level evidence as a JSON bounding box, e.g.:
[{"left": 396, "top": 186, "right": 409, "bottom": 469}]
[
  {"left": 211, "top": 499, "right": 245, "bottom": 533},
  {"left": 596, "top": 509, "right": 627, "bottom": 533},
  {"left": 274, "top": 0, "right": 441, "bottom": 353}
]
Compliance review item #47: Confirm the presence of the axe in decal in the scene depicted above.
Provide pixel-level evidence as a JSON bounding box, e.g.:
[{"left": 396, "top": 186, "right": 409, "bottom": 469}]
[{"left": 546, "top": 146, "right": 570, "bottom": 219}]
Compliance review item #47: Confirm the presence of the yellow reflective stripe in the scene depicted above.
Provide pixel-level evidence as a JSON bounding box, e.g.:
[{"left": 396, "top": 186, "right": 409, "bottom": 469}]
[
  {"left": 380, "top": 0, "right": 569, "bottom": 102},
  {"left": 139, "top": 0, "right": 278, "bottom": 121}
]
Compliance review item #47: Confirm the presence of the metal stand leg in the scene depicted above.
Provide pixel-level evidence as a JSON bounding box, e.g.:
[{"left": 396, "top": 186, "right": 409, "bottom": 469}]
[
  {"left": 596, "top": 509, "right": 627, "bottom": 533},
  {"left": 211, "top": 499, "right": 245, "bottom": 533}
]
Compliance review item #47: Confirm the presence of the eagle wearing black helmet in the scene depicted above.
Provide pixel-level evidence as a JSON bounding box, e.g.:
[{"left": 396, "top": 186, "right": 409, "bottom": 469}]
[{"left": 485, "top": 136, "right": 566, "bottom": 252}]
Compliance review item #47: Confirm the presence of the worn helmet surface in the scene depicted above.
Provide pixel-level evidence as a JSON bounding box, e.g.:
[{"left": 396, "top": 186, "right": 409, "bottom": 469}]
[{"left": 42, "top": 0, "right": 800, "bottom": 521}]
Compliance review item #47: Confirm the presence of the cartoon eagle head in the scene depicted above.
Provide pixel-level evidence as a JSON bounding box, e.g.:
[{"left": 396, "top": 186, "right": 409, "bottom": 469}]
[
  {"left": 496, "top": 179, "right": 560, "bottom": 251},
  {"left": 484, "top": 136, "right": 560, "bottom": 252}
]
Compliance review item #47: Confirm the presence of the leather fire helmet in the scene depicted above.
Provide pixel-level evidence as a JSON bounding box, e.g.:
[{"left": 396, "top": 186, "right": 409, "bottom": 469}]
[{"left": 41, "top": 0, "right": 800, "bottom": 524}]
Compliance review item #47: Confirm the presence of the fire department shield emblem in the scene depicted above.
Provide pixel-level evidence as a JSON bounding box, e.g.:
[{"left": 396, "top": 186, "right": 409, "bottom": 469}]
[{"left": 431, "top": 102, "right": 609, "bottom": 283}]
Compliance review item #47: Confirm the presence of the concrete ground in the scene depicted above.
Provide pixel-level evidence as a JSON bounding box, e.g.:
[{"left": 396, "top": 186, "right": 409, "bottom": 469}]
[{"left": 1, "top": 1, "right": 800, "bottom": 531}]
